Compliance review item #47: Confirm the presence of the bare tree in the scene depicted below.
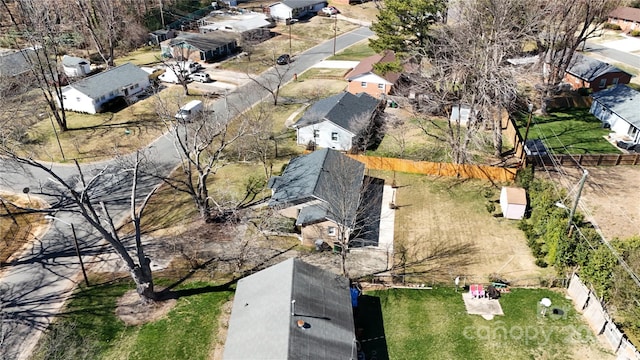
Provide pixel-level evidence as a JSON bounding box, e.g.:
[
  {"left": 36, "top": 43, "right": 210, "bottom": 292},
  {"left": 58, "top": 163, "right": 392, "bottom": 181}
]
[
  {"left": 0, "top": 151, "right": 160, "bottom": 302},
  {"left": 246, "top": 52, "right": 292, "bottom": 106},
  {"left": 535, "top": 0, "right": 619, "bottom": 113},
  {"left": 1, "top": 0, "right": 69, "bottom": 132},
  {"left": 72, "top": 0, "right": 147, "bottom": 67},
  {"left": 155, "top": 97, "right": 251, "bottom": 222},
  {"left": 311, "top": 155, "right": 383, "bottom": 277}
]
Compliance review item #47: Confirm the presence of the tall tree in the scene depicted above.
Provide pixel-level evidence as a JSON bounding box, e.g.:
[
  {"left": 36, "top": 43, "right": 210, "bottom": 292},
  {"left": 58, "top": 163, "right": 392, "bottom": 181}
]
[
  {"left": 369, "top": 0, "right": 447, "bottom": 57},
  {"left": 73, "top": 0, "right": 147, "bottom": 67},
  {"left": 156, "top": 97, "right": 254, "bottom": 222},
  {"left": 0, "top": 151, "right": 160, "bottom": 302},
  {"left": 1, "top": 0, "right": 69, "bottom": 132},
  {"left": 535, "top": 0, "right": 619, "bottom": 113}
]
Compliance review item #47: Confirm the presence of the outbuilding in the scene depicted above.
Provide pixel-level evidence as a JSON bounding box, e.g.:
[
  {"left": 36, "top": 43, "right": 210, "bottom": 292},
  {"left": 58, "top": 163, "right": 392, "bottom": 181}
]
[{"left": 500, "top": 187, "right": 527, "bottom": 220}]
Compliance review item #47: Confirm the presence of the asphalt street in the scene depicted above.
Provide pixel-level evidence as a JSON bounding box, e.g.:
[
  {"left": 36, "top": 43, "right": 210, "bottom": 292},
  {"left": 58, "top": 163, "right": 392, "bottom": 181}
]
[{"left": 0, "top": 26, "right": 374, "bottom": 360}]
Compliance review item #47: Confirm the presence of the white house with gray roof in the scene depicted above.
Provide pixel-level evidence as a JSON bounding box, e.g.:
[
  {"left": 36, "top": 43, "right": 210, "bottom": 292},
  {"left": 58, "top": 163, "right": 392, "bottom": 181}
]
[
  {"left": 293, "top": 91, "right": 382, "bottom": 151},
  {"left": 223, "top": 257, "right": 356, "bottom": 360},
  {"left": 591, "top": 84, "right": 640, "bottom": 144},
  {"left": 268, "top": 0, "right": 327, "bottom": 20},
  {"left": 57, "top": 63, "right": 150, "bottom": 114}
]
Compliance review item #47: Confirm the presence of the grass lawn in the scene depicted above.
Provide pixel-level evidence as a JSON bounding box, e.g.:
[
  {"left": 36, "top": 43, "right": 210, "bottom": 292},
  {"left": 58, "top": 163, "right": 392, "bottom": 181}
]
[
  {"left": 361, "top": 287, "right": 613, "bottom": 360},
  {"left": 367, "top": 171, "right": 543, "bottom": 285},
  {"left": 31, "top": 279, "right": 233, "bottom": 360},
  {"left": 328, "top": 40, "right": 376, "bottom": 61},
  {"left": 516, "top": 109, "right": 619, "bottom": 154}
]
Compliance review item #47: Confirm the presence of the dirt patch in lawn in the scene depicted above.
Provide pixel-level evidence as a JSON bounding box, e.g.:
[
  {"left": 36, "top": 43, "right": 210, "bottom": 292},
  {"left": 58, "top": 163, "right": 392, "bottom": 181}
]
[
  {"left": 540, "top": 165, "right": 640, "bottom": 241},
  {"left": 115, "top": 289, "right": 177, "bottom": 326}
]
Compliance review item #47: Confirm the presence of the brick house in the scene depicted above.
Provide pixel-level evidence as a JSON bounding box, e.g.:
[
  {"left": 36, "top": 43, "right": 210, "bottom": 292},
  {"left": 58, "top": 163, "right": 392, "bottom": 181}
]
[
  {"left": 345, "top": 50, "right": 400, "bottom": 99},
  {"left": 608, "top": 6, "right": 640, "bottom": 33},
  {"left": 564, "top": 54, "right": 632, "bottom": 92}
]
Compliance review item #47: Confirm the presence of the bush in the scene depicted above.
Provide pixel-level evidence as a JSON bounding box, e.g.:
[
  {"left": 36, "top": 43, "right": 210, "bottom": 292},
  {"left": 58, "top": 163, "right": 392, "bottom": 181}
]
[
  {"left": 603, "top": 22, "right": 622, "bottom": 30},
  {"left": 631, "top": 30, "right": 640, "bottom": 37}
]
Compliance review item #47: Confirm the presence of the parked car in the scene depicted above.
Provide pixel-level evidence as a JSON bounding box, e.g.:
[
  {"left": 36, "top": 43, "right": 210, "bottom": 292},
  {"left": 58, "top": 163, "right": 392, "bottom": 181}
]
[
  {"left": 321, "top": 6, "right": 338, "bottom": 15},
  {"left": 189, "top": 72, "right": 212, "bottom": 83},
  {"left": 617, "top": 140, "right": 636, "bottom": 150},
  {"left": 276, "top": 54, "right": 291, "bottom": 65}
]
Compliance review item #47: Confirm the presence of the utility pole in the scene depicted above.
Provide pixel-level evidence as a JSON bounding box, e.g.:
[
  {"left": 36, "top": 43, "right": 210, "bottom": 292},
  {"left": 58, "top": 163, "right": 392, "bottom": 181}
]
[
  {"left": 568, "top": 169, "right": 588, "bottom": 235},
  {"left": 159, "top": 0, "right": 165, "bottom": 28},
  {"left": 333, "top": 14, "right": 337, "bottom": 56},
  {"left": 45, "top": 215, "right": 90, "bottom": 287}
]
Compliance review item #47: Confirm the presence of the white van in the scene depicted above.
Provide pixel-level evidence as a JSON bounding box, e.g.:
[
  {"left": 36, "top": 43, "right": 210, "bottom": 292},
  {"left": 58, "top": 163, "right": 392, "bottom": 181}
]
[{"left": 174, "top": 100, "right": 203, "bottom": 121}]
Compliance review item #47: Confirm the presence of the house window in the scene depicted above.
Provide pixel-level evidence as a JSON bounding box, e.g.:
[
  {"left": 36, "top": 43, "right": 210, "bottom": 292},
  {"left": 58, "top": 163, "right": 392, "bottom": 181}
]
[
  {"left": 378, "top": 83, "right": 384, "bottom": 90},
  {"left": 76, "top": 97, "right": 81, "bottom": 102},
  {"left": 361, "top": 81, "right": 367, "bottom": 88},
  {"left": 62, "top": 95, "right": 67, "bottom": 100},
  {"left": 327, "top": 227, "right": 336, "bottom": 236},
  {"left": 331, "top": 132, "right": 338, "bottom": 141},
  {"left": 612, "top": 77, "right": 619, "bottom": 85},
  {"left": 313, "top": 129, "right": 319, "bottom": 138},
  {"left": 629, "top": 126, "right": 638, "bottom": 139},
  {"left": 599, "top": 79, "right": 607, "bottom": 88}
]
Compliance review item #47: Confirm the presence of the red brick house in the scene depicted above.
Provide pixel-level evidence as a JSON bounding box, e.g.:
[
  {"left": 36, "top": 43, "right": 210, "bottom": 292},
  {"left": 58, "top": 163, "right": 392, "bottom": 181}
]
[
  {"left": 564, "top": 54, "right": 632, "bottom": 92},
  {"left": 345, "top": 50, "right": 400, "bottom": 99},
  {"left": 608, "top": 6, "right": 640, "bottom": 33}
]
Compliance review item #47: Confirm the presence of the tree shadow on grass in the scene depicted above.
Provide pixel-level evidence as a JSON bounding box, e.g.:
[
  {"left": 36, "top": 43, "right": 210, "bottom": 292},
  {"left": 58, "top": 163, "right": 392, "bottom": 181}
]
[{"left": 157, "top": 244, "right": 298, "bottom": 300}]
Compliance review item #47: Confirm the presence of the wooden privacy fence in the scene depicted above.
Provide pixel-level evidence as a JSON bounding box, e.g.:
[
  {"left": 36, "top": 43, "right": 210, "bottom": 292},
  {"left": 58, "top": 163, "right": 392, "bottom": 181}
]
[{"left": 347, "top": 154, "right": 518, "bottom": 182}]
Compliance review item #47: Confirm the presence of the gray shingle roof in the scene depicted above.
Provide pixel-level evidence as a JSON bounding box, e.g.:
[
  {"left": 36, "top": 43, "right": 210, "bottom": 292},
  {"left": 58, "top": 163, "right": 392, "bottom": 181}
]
[
  {"left": 268, "top": 149, "right": 365, "bottom": 226},
  {"left": 281, "top": 0, "right": 327, "bottom": 9},
  {"left": 0, "top": 48, "right": 37, "bottom": 77},
  {"left": 223, "top": 258, "right": 355, "bottom": 360},
  {"left": 294, "top": 92, "right": 380, "bottom": 134},
  {"left": 566, "top": 54, "right": 629, "bottom": 82},
  {"left": 64, "top": 62, "right": 148, "bottom": 99},
  {"left": 592, "top": 84, "right": 640, "bottom": 129},
  {"left": 61, "top": 55, "right": 89, "bottom": 67},
  {"left": 169, "top": 32, "right": 237, "bottom": 51}
]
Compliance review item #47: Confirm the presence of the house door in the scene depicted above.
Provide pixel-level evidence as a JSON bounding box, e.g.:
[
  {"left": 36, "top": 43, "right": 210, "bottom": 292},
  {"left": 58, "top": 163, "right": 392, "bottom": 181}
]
[{"left": 124, "top": 88, "right": 129, "bottom": 96}]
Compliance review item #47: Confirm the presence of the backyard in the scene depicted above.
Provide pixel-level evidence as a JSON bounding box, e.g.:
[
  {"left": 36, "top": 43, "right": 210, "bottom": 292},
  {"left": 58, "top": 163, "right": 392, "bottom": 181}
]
[
  {"left": 360, "top": 287, "right": 614, "bottom": 360},
  {"left": 516, "top": 109, "right": 619, "bottom": 155},
  {"left": 31, "top": 281, "right": 614, "bottom": 360}
]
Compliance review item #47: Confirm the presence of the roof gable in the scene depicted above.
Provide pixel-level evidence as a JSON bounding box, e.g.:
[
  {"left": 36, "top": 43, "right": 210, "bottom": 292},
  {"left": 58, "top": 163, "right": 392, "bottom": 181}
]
[
  {"left": 592, "top": 84, "right": 640, "bottom": 129},
  {"left": 223, "top": 258, "right": 354, "bottom": 360},
  {"left": 566, "top": 54, "right": 628, "bottom": 81},
  {"left": 294, "top": 92, "right": 380, "bottom": 133},
  {"left": 345, "top": 50, "right": 401, "bottom": 84},
  {"left": 609, "top": 6, "right": 640, "bottom": 22},
  {"left": 65, "top": 63, "right": 148, "bottom": 99}
]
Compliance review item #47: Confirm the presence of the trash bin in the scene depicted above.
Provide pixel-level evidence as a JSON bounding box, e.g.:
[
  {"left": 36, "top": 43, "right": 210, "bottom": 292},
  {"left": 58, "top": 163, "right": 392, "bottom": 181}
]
[{"left": 333, "top": 242, "right": 342, "bottom": 254}]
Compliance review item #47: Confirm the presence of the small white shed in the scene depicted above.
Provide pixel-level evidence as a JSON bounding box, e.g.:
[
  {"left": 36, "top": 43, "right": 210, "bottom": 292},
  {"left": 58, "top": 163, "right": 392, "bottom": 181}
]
[
  {"left": 62, "top": 55, "right": 91, "bottom": 77},
  {"left": 500, "top": 187, "right": 527, "bottom": 220}
]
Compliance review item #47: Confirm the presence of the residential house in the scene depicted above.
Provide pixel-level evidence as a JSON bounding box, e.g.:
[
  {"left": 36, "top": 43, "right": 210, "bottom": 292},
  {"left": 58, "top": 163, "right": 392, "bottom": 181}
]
[
  {"left": 61, "top": 55, "right": 91, "bottom": 78},
  {"left": 57, "top": 63, "right": 150, "bottom": 114},
  {"left": 161, "top": 32, "right": 238, "bottom": 63},
  {"left": 590, "top": 84, "right": 640, "bottom": 144},
  {"left": 608, "top": 6, "right": 640, "bottom": 33},
  {"left": 223, "top": 258, "right": 356, "bottom": 360},
  {"left": 292, "top": 91, "right": 382, "bottom": 151},
  {"left": 148, "top": 29, "right": 176, "bottom": 46},
  {"left": 267, "top": 148, "right": 365, "bottom": 246},
  {"left": 345, "top": 50, "right": 401, "bottom": 98},
  {"left": 564, "top": 54, "right": 632, "bottom": 92},
  {"left": 0, "top": 48, "right": 38, "bottom": 78},
  {"left": 199, "top": 11, "right": 273, "bottom": 44},
  {"left": 267, "top": 0, "right": 327, "bottom": 21}
]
